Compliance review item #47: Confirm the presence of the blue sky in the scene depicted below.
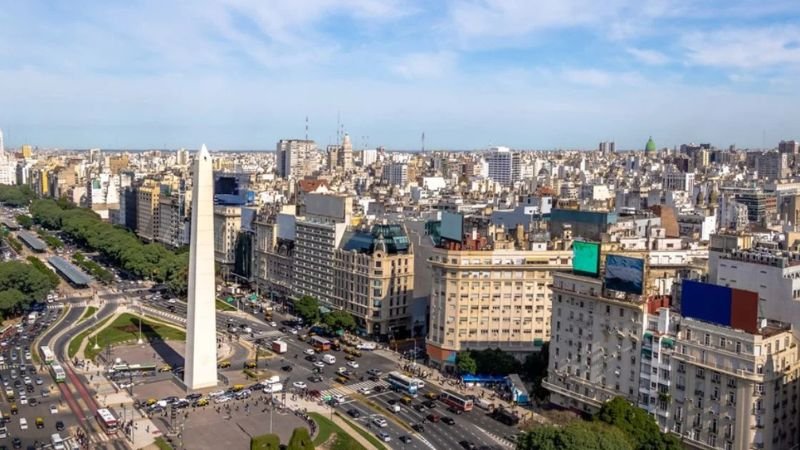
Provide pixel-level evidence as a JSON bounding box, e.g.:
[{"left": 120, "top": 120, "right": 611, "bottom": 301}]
[{"left": 1, "top": 0, "right": 799, "bottom": 150}]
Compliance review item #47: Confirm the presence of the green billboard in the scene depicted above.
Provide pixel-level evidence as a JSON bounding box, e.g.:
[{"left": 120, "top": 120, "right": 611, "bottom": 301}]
[{"left": 573, "top": 241, "right": 600, "bottom": 277}]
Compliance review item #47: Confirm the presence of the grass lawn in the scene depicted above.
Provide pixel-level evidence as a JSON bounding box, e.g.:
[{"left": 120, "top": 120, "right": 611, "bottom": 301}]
[
  {"left": 153, "top": 436, "right": 173, "bottom": 450},
  {"left": 216, "top": 299, "right": 236, "bottom": 311},
  {"left": 336, "top": 413, "right": 388, "bottom": 450},
  {"left": 309, "top": 412, "right": 366, "bottom": 450},
  {"left": 68, "top": 313, "right": 115, "bottom": 358},
  {"left": 84, "top": 313, "right": 186, "bottom": 360},
  {"left": 78, "top": 306, "right": 97, "bottom": 323}
]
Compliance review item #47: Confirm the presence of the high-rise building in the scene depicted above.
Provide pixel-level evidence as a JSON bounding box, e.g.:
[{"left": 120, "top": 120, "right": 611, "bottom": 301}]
[
  {"left": 254, "top": 206, "right": 296, "bottom": 302},
  {"left": 662, "top": 169, "right": 695, "bottom": 193},
  {"left": 382, "top": 163, "right": 408, "bottom": 186},
  {"left": 157, "top": 186, "right": 190, "bottom": 248},
  {"left": 136, "top": 181, "right": 161, "bottom": 241},
  {"left": 185, "top": 144, "right": 218, "bottom": 390},
  {"left": 486, "top": 146, "right": 521, "bottom": 186},
  {"left": 214, "top": 206, "right": 242, "bottom": 275},
  {"left": 276, "top": 139, "right": 315, "bottom": 179},
  {"left": 778, "top": 140, "right": 799, "bottom": 155},
  {"left": 756, "top": 151, "right": 789, "bottom": 180},
  {"left": 20, "top": 145, "right": 32, "bottom": 159},
  {"left": 176, "top": 148, "right": 190, "bottom": 166},
  {"left": 325, "top": 134, "right": 354, "bottom": 173},
  {"left": 599, "top": 141, "right": 615, "bottom": 154}
]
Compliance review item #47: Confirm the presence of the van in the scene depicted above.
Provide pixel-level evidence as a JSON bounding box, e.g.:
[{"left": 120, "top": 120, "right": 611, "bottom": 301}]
[
  {"left": 400, "top": 396, "right": 413, "bottom": 405},
  {"left": 474, "top": 398, "right": 494, "bottom": 410},
  {"left": 51, "top": 433, "right": 66, "bottom": 450},
  {"left": 322, "top": 354, "right": 336, "bottom": 365}
]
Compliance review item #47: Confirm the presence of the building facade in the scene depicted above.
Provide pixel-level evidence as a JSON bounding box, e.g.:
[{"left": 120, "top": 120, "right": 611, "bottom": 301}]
[
  {"left": 136, "top": 182, "right": 160, "bottom": 242},
  {"left": 214, "top": 206, "right": 241, "bottom": 274}
]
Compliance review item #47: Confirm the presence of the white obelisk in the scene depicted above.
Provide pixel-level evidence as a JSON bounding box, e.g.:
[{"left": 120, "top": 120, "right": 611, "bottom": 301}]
[{"left": 184, "top": 144, "right": 218, "bottom": 390}]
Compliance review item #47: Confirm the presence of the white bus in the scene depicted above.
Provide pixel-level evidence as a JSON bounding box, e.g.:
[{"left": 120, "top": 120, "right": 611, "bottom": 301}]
[
  {"left": 386, "top": 371, "right": 421, "bottom": 395},
  {"left": 39, "top": 346, "right": 55, "bottom": 365},
  {"left": 50, "top": 364, "right": 66, "bottom": 383},
  {"left": 96, "top": 408, "right": 118, "bottom": 435}
]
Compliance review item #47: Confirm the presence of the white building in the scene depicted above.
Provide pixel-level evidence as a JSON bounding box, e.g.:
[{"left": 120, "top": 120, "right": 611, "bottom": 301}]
[
  {"left": 382, "top": 163, "right": 408, "bottom": 187},
  {"left": 276, "top": 139, "right": 315, "bottom": 179},
  {"left": 663, "top": 170, "right": 695, "bottom": 192},
  {"left": 486, "top": 146, "right": 520, "bottom": 186},
  {"left": 214, "top": 206, "right": 242, "bottom": 273}
]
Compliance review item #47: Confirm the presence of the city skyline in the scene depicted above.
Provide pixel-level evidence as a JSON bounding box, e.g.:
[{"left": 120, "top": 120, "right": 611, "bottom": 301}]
[{"left": 1, "top": 1, "right": 799, "bottom": 149}]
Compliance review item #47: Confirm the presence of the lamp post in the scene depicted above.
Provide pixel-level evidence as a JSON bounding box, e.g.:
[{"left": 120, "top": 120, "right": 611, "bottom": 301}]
[
  {"left": 92, "top": 313, "right": 100, "bottom": 351},
  {"left": 137, "top": 302, "right": 143, "bottom": 345}
]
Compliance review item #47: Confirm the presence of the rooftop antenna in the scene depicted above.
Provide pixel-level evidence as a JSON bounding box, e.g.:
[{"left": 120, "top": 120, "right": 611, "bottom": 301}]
[
  {"left": 421, "top": 132, "right": 425, "bottom": 153},
  {"left": 305, "top": 115, "right": 309, "bottom": 141},
  {"left": 336, "top": 111, "right": 341, "bottom": 144}
]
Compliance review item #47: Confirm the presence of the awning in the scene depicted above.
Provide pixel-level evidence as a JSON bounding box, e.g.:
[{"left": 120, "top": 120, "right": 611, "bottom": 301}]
[
  {"left": 533, "top": 338, "right": 544, "bottom": 347},
  {"left": 661, "top": 338, "right": 675, "bottom": 348}
]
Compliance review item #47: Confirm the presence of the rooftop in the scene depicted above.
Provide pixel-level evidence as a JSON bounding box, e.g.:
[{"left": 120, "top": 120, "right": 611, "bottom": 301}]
[
  {"left": 48, "top": 256, "right": 93, "bottom": 286},
  {"left": 16, "top": 230, "right": 47, "bottom": 251},
  {"left": 341, "top": 224, "right": 410, "bottom": 255}
]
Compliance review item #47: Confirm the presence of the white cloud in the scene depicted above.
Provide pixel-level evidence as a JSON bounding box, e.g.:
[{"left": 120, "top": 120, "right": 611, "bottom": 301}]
[
  {"left": 561, "top": 68, "right": 642, "bottom": 87},
  {"left": 626, "top": 47, "right": 669, "bottom": 65},
  {"left": 682, "top": 25, "right": 800, "bottom": 69},
  {"left": 391, "top": 52, "right": 456, "bottom": 79}
]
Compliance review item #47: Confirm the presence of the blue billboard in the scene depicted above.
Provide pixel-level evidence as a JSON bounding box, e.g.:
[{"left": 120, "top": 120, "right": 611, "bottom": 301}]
[
  {"left": 440, "top": 211, "right": 464, "bottom": 242},
  {"left": 681, "top": 280, "right": 732, "bottom": 328},
  {"left": 604, "top": 254, "right": 644, "bottom": 294}
]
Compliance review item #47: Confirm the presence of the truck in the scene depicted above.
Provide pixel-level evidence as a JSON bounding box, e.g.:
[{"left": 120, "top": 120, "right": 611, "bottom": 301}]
[
  {"left": 322, "top": 354, "right": 336, "bottom": 365},
  {"left": 26, "top": 312, "right": 37, "bottom": 325},
  {"left": 271, "top": 340, "right": 287, "bottom": 354}
]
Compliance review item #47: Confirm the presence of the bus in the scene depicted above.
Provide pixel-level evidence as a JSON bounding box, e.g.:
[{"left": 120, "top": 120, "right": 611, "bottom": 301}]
[
  {"left": 386, "top": 371, "right": 421, "bottom": 395},
  {"left": 39, "top": 346, "right": 55, "bottom": 365},
  {"left": 310, "top": 336, "right": 331, "bottom": 352},
  {"left": 49, "top": 364, "right": 66, "bottom": 383},
  {"left": 439, "top": 390, "right": 474, "bottom": 412},
  {"left": 108, "top": 363, "right": 157, "bottom": 378},
  {"left": 96, "top": 408, "right": 118, "bottom": 435}
]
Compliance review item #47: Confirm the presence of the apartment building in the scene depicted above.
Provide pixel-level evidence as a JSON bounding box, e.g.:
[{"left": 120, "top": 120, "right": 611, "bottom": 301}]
[
  {"left": 157, "top": 190, "right": 190, "bottom": 248},
  {"left": 214, "top": 206, "right": 241, "bottom": 274},
  {"left": 485, "top": 146, "right": 520, "bottom": 186},
  {"left": 426, "top": 238, "right": 572, "bottom": 371},
  {"left": 334, "top": 224, "right": 414, "bottom": 336},
  {"left": 136, "top": 181, "right": 161, "bottom": 242},
  {"left": 276, "top": 139, "right": 315, "bottom": 179},
  {"left": 254, "top": 207, "right": 295, "bottom": 301}
]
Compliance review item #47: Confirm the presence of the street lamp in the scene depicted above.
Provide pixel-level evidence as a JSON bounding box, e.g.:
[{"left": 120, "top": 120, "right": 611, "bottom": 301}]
[
  {"left": 137, "top": 302, "right": 143, "bottom": 345},
  {"left": 92, "top": 313, "right": 100, "bottom": 351}
]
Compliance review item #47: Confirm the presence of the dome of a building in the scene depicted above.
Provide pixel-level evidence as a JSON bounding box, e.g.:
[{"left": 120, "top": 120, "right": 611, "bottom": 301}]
[{"left": 645, "top": 136, "right": 656, "bottom": 153}]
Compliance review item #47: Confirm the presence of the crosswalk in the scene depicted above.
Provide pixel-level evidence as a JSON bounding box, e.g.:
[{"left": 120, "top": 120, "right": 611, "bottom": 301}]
[{"left": 319, "top": 379, "right": 390, "bottom": 399}]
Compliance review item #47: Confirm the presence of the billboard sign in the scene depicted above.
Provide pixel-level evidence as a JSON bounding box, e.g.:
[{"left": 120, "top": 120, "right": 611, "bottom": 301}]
[
  {"left": 440, "top": 211, "right": 464, "bottom": 242},
  {"left": 604, "top": 254, "right": 645, "bottom": 294},
  {"left": 572, "top": 241, "right": 600, "bottom": 277},
  {"left": 681, "top": 280, "right": 758, "bottom": 333}
]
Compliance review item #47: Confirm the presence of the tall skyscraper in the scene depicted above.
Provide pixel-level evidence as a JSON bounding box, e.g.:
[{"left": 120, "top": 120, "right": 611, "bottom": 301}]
[
  {"left": 276, "top": 139, "right": 315, "bottom": 179},
  {"left": 486, "top": 146, "right": 520, "bottom": 186},
  {"left": 340, "top": 133, "right": 353, "bottom": 171},
  {"left": 184, "top": 144, "right": 218, "bottom": 390}
]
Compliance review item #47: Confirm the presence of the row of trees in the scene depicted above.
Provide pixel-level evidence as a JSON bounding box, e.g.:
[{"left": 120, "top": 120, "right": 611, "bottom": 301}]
[
  {"left": 516, "top": 397, "right": 682, "bottom": 450},
  {"left": 26, "top": 256, "right": 61, "bottom": 287},
  {"left": 29, "top": 199, "right": 189, "bottom": 296},
  {"left": 15, "top": 214, "right": 33, "bottom": 229},
  {"left": 0, "top": 260, "right": 58, "bottom": 319},
  {"left": 72, "top": 252, "right": 114, "bottom": 284},
  {"left": 0, "top": 185, "right": 35, "bottom": 207},
  {"left": 294, "top": 295, "right": 357, "bottom": 332},
  {"left": 455, "top": 345, "right": 550, "bottom": 401},
  {"left": 250, "top": 427, "right": 313, "bottom": 450}
]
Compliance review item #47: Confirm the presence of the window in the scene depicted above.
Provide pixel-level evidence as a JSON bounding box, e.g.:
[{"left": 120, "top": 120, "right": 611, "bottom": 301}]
[
  {"left": 704, "top": 334, "right": 711, "bottom": 345},
  {"left": 719, "top": 337, "right": 726, "bottom": 348},
  {"left": 696, "top": 368, "right": 705, "bottom": 379},
  {"left": 735, "top": 341, "right": 741, "bottom": 353}
]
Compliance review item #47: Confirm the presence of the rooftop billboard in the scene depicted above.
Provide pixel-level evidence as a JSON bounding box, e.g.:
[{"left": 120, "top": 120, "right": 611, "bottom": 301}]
[
  {"left": 572, "top": 241, "right": 600, "bottom": 277},
  {"left": 681, "top": 280, "right": 759, "bottom": 333},
  {"left": 440, "top": 211, "right": 464, "bottom": 242},
  {"left": 604, "top": 254, "right": 645, "bottom": 295}
]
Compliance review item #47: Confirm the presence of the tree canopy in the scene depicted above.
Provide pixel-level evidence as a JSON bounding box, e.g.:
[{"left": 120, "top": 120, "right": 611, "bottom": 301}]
[
  {"left": 518, "top": 421, "right": 634, "bottom": 450},
  {"left": 15, "top": 215, "right": 32, "bottom": 229},
  {"left": 0, "top": 260, "right": 58, "bottom": 318},
  {"left": 523, "top": 342, "right": 550, "bottom": 401},
  {"left": 250, "top": 433, "right": 280, "bottom": 450},
  {"left": 595, "top": 397, "right": 683, "bottom": 450},
  {"left": 458, "top": 348, "right": 522, "bottom": 376},
  {"left": 456, "top": 351, "right": 477, "bottom": 375},
  {"left": 294, "top": 295, "right": 320, "bottom": 324},
  {"left": 286, "top": 427, "right": 314, "bottom": 450},
  {"left": 29, "top": 199, "right": 188, "bottom": 295},
  {"left": 322, "top": 310, "right": 356, "bottom": 332},
  {"left": 0, "top": 185, "right": 35, "bottom": 207}
]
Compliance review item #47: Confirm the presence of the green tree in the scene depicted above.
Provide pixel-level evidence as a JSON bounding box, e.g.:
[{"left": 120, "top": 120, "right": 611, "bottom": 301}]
[
  {"left": 595, "top": 396, "right": 681, "bottom": 450},
  {"left": 471, "top": 348, "right": 521, "bottom": 375},
  {"left": 523, "top": 342, "right": 550, "bottom": 401},
  {"left": 15, "top": 215, "right": 33, "bottom": 229},
  {"left": 0, "top": 289, "right": 26, "bottom": 319},
  {"left": 250, "top": 433, "right": 281, "bottom": 450},
  {"left": 0, "top": 185, "right": 34, "bottom": 207},
  {"left": 456, "top": 351, "right": 477, "bottom": 375},
  {"left": 286, "top": 427, "right": 314, "bottom": 450},
  {"left": 294, "top": 296, "right": 320, "bottom": 324},
  {"left": 517, "top": 421, "right": 634, "bottom": 450},
  {"left": 322, "top": 310, "right": 356, "bottom": 332},
  {"left": 26, "top": 257, "right": 61, "bottom": 287}
]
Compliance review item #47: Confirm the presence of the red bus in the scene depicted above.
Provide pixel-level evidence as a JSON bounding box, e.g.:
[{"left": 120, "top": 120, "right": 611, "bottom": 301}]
[
  {"left": 96, "top": 408, "right": 118, "bottom": 435},
  {"left": 439, "top": 390, "right": 474, "bottom": 412}
]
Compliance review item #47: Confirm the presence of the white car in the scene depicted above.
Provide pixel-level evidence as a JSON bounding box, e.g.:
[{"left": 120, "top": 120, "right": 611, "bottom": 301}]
[
  {"left": 376, "top": 431, "right": 391, "bottom": 442},
  {"left": 208, "top": 390, "right": 226, "bottom": 398},
  {"left": 313, "top": 361, "right": 325, "bottom": 368},
  {"left": 347, "top": 361, "right": 359, "bottom": 369},
  {"left": 49, "top": 404, "right": 58, "bottom": 414},
  {"left": 269, "top": 321, "right": 277, "bottom": 327},
  {"left": 19, "top": 396, "right": 27, "bottom": 405},
  {"left": 304, "top": 349, "right": 315, "bottom": 355},
  {"left": 372, "top": 416, "right": 388, "bottom": 427},
  {"left": 289, "top": 328, "right": 298, "bottom": 335},
  {"left": 19, "top": 418, "right": 27, "bottom": 430},
  {"left": 337, "top": 367, "right": 347, "bottom": 374},
  {"left": 214, "top": 395, "right": 232, "bottom": 404},
  {"left": 332, "top": 394, "right": 345, "bottom": 404},
  {"left": 292, "top": 381, "right": 307, "bottom": 390},
  {"left": 358, "top": 387, "right": 372, "bottom": 395},
  {"left": 168, "top": 298, "right": 177, "bottom": 304}
]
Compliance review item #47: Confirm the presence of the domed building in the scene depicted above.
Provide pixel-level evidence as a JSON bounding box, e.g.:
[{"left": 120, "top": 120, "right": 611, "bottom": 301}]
[{"left": 645, "top": 136, "right": 656, "bottom": 154}]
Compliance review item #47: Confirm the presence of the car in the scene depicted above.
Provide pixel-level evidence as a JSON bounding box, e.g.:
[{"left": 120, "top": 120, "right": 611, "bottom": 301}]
[
  {"left": 168, "top": 299, "right": 177, "bottom": 304},
  {"left": 336, "top": 367, "right": 347, "bottom": 374},
  {"left": 49, "top": 405, "right": 57, "bottom": 414},
  {"left": 459, "top": 441, "right": 477, "bottom": 450},
  {"left": 208, "top": 390, "right": 226, "bottom": 398},
  {"left": 215, "top": 395, "right": 232, "bottom": 404},
  {"left": 28, "top": 398, "right": 37, "bottom": 407},
  {"left": 289, "top": 328, "right": 298, "bottom": 335},
  {"left": 358, "top": 387, "right": 372, "bottom": 395},
  {"left": 347, "top": 409, "right": 361, "bottom": 418},
  {"left": 346, "top": 361, "right": 359, "bottom": 369},
  {"left": 332, "top": 394, "right": 345, "bottom": 404},
  {"left": 426, "top": 413, "right": 440, "bottom": 423},
  {"left": 18, "top": 418, "right": 26, "bottom": 430},
  {"left": 12, "top": 437, "right": 21, "bottom": 449},
  {"left": 34, "top": 378, "right": 42, "bottom": 386},
  {"left": 269, "top": 321, "right": 277, "bottom": 327},
  {"left": 193, "top": 398, "right": 209, "bottom": 407},
  {"left": 374, "top": 385, "right": 386, "bottom": 393},
  {"left": 372, "top": 416, "right": 388, "bottom": 427},
  {"left": 186, "top": 393, "right": 202, "bottom": 401},
  {"left": 412, "top": 423, "right": 425, "bottom": 433},
  {"left": 387, "top": 399, "right": 397, "bottom": 405},
  {"left": 18, "top": 397, "right": 26, "bottom": 405},
  {"left": 35, "top": 417, "right": 43, "bottom": 429},
  {"left": 292, "top": 381, "right": 307, "bottom": 390},
  {"left": 399, "top": 435, "right": 412, "bottom": 444},
  {"left": 442, "top": 416, "right": 455, "bottom": 425},
  {"left": 313, "top": 361, "right": 325, "bottom": 368},
  {"left": 41, "top": 389, "right": 49, "bottom": 398},
  {"left": 375, "top": 431, "right": 391, "bottom": 442},
  {"left": 304, "top": 348, "right": 315, "bottom": 355},
  {"left": 413, "top": 403, "right": 426, "bottom": 412},
  {"left": 281, "top": 365, "right": 293, "bottom": 372},
  {"left": 369, "top": 375, "right": 380, "bottom": 382},
  {"left": 447, "top": 406, "right": 464, "bottom": 415},
  {"left": 423, "top": 400, "right": 436, "bottom": 409},
  {"left": 55, "top": 420, "right": 64, "bottom": 431},
  {"left": 175, "top": 399, "right": 191, "bottom": 408},
  {"left": 308, "top": 375, "right": 323, "bottom": 383},
  {"left": 304, "top": 355, "right": 317, "bottom": 362}
]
